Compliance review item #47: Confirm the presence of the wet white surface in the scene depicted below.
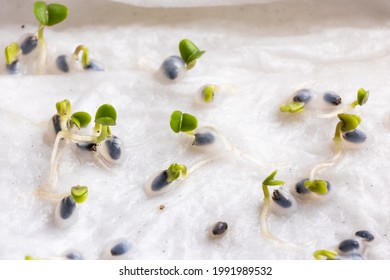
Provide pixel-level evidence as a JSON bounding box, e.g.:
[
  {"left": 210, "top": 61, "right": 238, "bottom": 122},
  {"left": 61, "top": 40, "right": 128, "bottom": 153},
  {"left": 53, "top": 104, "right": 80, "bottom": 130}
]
[{"left": 1, "top": 0, "right": 390, "bottom": 259}]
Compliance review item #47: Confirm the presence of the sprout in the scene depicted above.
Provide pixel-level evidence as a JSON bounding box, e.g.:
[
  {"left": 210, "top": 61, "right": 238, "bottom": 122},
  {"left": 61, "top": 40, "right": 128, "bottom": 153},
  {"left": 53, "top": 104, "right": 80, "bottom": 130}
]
[
  {"left": 158, "top": 39, "right": 205, "bottom": 83},
  {"left": 351, "top": 88, "right": 369, "bottom": 108},
  {"left": 260, "top": 170, "right": 291, "bottom": 242},
  {"left": 313, "top": 249, "right": 338, "bottom": 260},
  {"left": 170, "top": 110, "right": 198, "bottom": 134},
  {"left": 46, "top": 99, "right": 92, "bottom": 144},
  {"left": 279, "top": 88, "right": 314, "bottom": 113},
  {"left": 144, "top": 163, "right": 187, "bottom": 197},
  {"left": 54, "top": 185, "right": 88, "bottom": 228},
  {"left": 333, "top": 113, "right": 366, "bottom": 147},
  {"left": 4, "top": 42, "right": 21, "bottom": 74},
  {"left": 34, "top": 1, "right": 68, "bottom": 41},
  {"left": 71, "top": 185, "right": 88, "bottom": 204}
]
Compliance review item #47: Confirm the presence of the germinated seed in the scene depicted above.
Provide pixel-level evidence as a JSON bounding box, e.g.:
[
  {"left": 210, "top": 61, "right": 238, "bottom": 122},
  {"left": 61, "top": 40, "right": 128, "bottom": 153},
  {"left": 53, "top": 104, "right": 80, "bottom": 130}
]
[
  {"left": 292, "top": 89, "right": 313, "bottom": 103},
  {"left": 193, "top": 132, "right": 215, "bottom": 146},
  {"left": 85, "top": 60, "right": 104, "bottom": 71},
  {"left": 20, "top": 35, "right": 38, "bottom": 55},
  {"left": 338, "top": 239, "right": 359, "bottom": 252},
  {"left": 343, "top": 129, "right": 367, "bottom": 144},
  {"left": 60, "top": 196, "right": 76, "bottom": 220},
  {"left": 151, "top": 171, "right": 170, "bottom": 192},
  {"left": 160, "top": 55, "right": 186, "bottom": 80},
  {"left": 272, "top": 189, "right": 292, "bottom": 208}
]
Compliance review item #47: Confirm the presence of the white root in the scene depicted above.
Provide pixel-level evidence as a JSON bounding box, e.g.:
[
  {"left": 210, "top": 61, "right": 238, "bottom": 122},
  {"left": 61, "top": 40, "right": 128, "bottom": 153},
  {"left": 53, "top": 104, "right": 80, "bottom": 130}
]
[
  {"left": 260, "top": 197, "right": 315, "bottom": 248},
  {"left": 309, "top": 149, "right": 342, "bottom": 181}
]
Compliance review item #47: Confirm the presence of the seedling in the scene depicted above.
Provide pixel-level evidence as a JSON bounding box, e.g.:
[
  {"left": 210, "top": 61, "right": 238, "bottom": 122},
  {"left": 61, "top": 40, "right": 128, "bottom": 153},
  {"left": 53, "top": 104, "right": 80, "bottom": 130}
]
[
  {"left": 314, "top": 231, "right": 374, "bottom": 260},
  {"left": 195, "top": 84, "right": 238, "bottom": 105},
  {"left": 279, "top": 88, "right": 314, "bottom": 113},
  {"left": 46, "top": 99, "right": 91, "bottom": 143},
  {"left": 56, "top": 45, "right": 104, "bottom": 73},
  {"left": 158, "top": 39, "right": 205, "bottom": 83},
  {"left": 144, "top": 163, "right": 188, "bottom": 197},
  {"left": 54, "top": 185, "right": 88, "bottom": 228},
  {"left": 260, "top": 170, "right": 295, "bottom": 242},
  {"left": 48, "top": 101, "right": 122, "bottom": 191},
  {"left": 351, "top": 88, "right": 369, "bottom": 108},
  {"left": 3, "top": 2, "right": 68, "bottom": 74},
  {"left": 34, "top": 1, "right": 68, "bottom": 73},
  {"left": 4, "top": 43, "right": 21, "bottom": 74}
]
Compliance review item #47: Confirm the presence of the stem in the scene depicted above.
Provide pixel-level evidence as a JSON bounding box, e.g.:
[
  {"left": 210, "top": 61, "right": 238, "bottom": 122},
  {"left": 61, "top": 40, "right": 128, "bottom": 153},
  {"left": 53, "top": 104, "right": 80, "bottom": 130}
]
[
  {"left": 37, "top": 25, "right": 46, "bottom": 75},
  {"left": 73, "top": 45, "right": 90, "bottom": 67},
  {"left": 350, "top": 100, "right": 359, "bottom": 109},
  {"left": 262, "top": 184, "right": 270, "bottom": 198},
  {"left": 333, "top": 121, "right": 343, "bottom": 140},
  {"left": 96, "top": 125, "right": 111, "bottom": 143},
  {"left": 309, "top": 148, "right": 342, "bottom": 181},
  {"left": 187, "top": 156, "right": 221, "bottom": 177}
]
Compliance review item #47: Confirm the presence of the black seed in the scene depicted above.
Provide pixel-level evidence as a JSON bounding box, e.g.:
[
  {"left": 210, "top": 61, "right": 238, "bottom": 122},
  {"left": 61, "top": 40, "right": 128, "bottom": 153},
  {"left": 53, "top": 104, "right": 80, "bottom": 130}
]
[
  {"left": 355, "top": 230, "right": 374, "bottom": 242},
  {"left": 52, "top": 114, "right": 62, "bottom": 134},
  {"left": 111, "top": 241, "right": 130, "bottom": 256},
  {"left": 60, "top": 196, "right": 76, "bottom": 220},
  {"left": 295, "top": 178, "right": 311, "bottom": 194},
  {"left": 160, "top": 56, "right": 185, "bottom": 80},
  {"left": 76, "top": 142, "right": 96, "bottom": 151},
  {"left": 272, "top": 190, "right": 292, "bottom": 208},
  {"left": 212, "top": 222, "right": 228, "bottom": 236},
  {"left": 151, "top": 171, "right": 170, "bottom": 192},
  {"left": 56, "top": 55, "right": 69, "bottom": 73},
  {"left": 65, "top": 251, "right": 83, "bottom": 260},
  {"left": 6, "top": 60, "right": 19, "bottom": 74},
  {"left": 292, "top": 89, "right": 313, "bottom": 103},
  {"left": 343, "top": 129, "right": 367, "bottom": 144},
  {"left": 105, "top": 136, "right": 121, "bottom": 160},
  {"left": 20, "top": 35, "right": 38, "bottom": 55},
  {"left": 193, "top": 132, "right": 215, "bottom": 146},
  {"left": 85, "top": 60, "right": 104, "bottom": 71},
  {"left": 338, "top": 239, "right": 359, "bottom": 252},
  {"left": 323, "top": 92, "right": 342, "bottom": 106}
]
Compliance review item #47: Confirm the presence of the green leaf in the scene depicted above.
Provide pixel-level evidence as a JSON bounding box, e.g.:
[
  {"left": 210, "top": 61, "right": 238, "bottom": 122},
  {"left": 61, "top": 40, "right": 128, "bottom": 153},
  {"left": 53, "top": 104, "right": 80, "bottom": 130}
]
[
  {"left": 202, "top": 85, "right": 216, "bottom": 103},
  {"left": 338, "top": 113, "right": 361, "bottom": 132},
  {"left": 170, "top": 110, "right": 183, "bottom": 133},
  {"left": 170, "top": 110, "right": 198, "bottom": 133},
  {"left": 4, "top": 42, "right": 20, "bottom": 65},
  {"left": 279, "top": 102, "right": 305, "bottom": 113},
  {"left": 71, "top": 185, "right": 88, "bottom": 204},
  {"left": 56, "top": 99, "right": 71, "bottom": 117},
  {"left": 262, "top": 170, "right": 285, "bottom": 186},
  {"left": 71, "top": 111, "right": 91, "bottom": 129},
  {"left": 357, "top": 88, "right": 369, "bottom": 106},
  {"left": 95, "top": 104, "right": 117, "bottom": 126},
  {"left": 181, "top": 113, "right": 198, "bottom": 132},
  {"left": 179, "top": 39, "right": 205, "bottom": 66},
  {"left": 166, "top": 163, "right": 187, "bottom": 182},
  {"left": 34, "top": 1, "right": 48, "bottom": 26},
  {"left": 304, "top": 180, "right": 328, "bottom": 195},
  {"left": 47, "top": 3, "right": 68, "bottom": 26}
]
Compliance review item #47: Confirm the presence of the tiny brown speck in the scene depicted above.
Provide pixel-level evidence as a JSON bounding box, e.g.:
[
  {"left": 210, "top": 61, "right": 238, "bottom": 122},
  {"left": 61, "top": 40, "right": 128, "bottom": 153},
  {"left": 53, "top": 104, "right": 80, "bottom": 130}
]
[{"left": 159, "top": 204, "right": 165, "bottom": 210}]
